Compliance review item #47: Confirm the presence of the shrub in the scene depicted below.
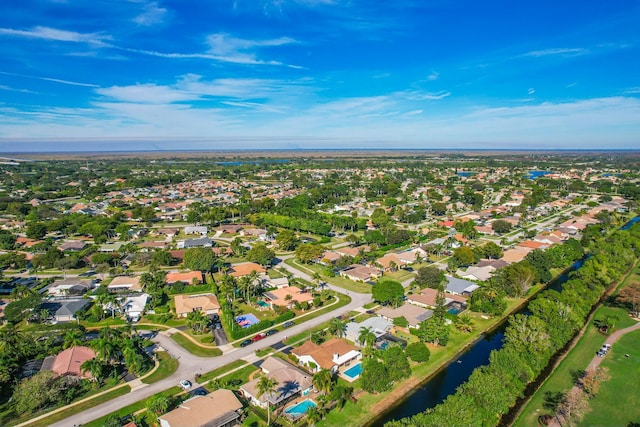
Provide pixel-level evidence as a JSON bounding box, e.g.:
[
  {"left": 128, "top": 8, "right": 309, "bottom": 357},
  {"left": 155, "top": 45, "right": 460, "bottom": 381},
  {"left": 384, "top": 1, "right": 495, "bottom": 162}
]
[{"left": 406, "top": 342, "right": 431, "bottom": 362}]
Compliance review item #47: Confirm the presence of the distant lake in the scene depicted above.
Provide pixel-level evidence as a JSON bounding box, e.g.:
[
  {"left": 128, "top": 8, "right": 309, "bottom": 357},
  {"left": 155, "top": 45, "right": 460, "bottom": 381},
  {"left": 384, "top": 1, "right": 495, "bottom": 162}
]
[
  {"left": 456, "top": 171, "right": 475, "bottom": 177},
  {"left": 526, "top": 170, "right": 551, "bottom": 179},
  {"left": 216, "top": 159, "right": 290, "bottom": 166}
]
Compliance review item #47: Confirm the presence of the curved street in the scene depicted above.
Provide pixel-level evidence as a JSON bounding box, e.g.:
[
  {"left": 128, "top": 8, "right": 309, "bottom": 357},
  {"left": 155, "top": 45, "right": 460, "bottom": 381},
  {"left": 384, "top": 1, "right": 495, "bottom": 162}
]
[{"left": 47, "top": 258, "right": 372, "bottom": 427}]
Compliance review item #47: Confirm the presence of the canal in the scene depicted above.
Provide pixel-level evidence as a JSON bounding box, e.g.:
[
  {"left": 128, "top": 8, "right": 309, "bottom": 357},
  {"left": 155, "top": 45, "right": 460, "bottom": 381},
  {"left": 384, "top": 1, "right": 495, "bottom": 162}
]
[{"left": 375, "top": 216, "right": 639, "bottom": 426}]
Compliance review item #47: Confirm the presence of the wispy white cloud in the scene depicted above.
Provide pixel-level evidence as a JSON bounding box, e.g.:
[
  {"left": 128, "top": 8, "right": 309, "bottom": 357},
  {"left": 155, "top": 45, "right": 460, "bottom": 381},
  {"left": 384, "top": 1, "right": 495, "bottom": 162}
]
[
  {"left": 205, "top": 33, "right": 297, "bottom": 65},
  {"left": 523, "top": 47, "right": 589, "bottom": 57},
  {"left": 133, "top": 1, "right": 168, "bottom": 26},
  {"left": 0, "top": 26, "right": 110, "bottom": 46},
  {"left": 0, "top": 85, "right": 38, "bottom": 94},
  {"left": 427, "top": 71, "right": 439, "bottom": 81},
  {"left": 527, "top": 88, "right": 535, "bottom": 95},
  {"left": 402, "top": 90, "right": 451, "bottom": 101},
  {"left": 624, "top": 87, "right": 640, "bottom": 94},
  {"left": 0, "top": 71, "right": 99, "bottom": 87}
]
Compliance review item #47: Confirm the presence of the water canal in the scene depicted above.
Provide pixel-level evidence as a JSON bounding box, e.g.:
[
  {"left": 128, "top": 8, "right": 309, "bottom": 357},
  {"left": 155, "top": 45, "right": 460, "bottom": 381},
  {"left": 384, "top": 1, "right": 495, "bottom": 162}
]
[{"left": 374, "top": 216, "right": 639, "bottom": 426}]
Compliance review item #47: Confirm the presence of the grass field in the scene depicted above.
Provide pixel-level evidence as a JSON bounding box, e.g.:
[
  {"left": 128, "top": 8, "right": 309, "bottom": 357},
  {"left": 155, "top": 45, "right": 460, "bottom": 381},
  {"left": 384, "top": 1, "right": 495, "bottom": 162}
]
[
  {"left": 169, "top": 333, "right": 222, "bottom": 357},
  {"left": 82, "top": 387, "right": 181, "bottom": 427},
  {"left": 17, "top": 386, "right": 131, "bottom": 427},
  {"left": 142, "top": 351, "right": 178, "bottom": 384},
  {"left": 579, "top": 329, "right": 640, "bottom": 426},
  {"left": 284, "top": 258, "right": 372, "bottom": 293},
  {"left": 514, "top": 305, "right": 637, "bottom": 427},
  {"left": 199, "top": 360, "right": 248, "bottom": 383}
]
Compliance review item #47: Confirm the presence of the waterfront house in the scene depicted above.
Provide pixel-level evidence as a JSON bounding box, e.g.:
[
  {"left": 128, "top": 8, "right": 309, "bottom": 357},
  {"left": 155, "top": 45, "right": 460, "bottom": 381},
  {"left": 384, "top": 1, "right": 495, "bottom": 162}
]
[{"left": 240, "top": 357, "right": 313, "bottom": 409}]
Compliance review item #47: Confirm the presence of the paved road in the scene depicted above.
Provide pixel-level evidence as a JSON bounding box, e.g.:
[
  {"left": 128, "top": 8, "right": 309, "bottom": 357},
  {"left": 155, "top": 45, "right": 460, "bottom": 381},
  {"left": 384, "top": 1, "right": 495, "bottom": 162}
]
[
  {"left": 549, "top": 321, "right": 640, "bottom": 427},
  {"left": 49, "top": 259, "right": 371, "bottom": 427}
]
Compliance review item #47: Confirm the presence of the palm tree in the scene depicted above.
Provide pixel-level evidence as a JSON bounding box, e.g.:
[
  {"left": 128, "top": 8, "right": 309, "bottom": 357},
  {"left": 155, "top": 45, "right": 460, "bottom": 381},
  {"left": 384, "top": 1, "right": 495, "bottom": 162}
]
[
  {"left": 256, "top": 375, "right": 278, "bottom": 426},
  {"left": 306, "top": 405, "right": 322, "bottom": 426},
  {"left": 328, "top": 318, "right": 346, "bottom": 338},
  {"left": 81, "top": 357, "right": 105, "bottom": 383},
  {"left": 312, "top": 369, "right": 334, "bottom": 394},
  {"left": 358, "top": 326, "right": 376, "bottom": 354},
  {"left": 329, "top": 384, "right": 353, "bottom": 411},
  {"left": 455, "top": 314, "right": 474, "bottom": 333},
  {"left": 186, "top": 309, "right": 209, "bottom": 334},
  {"left": 147, "top": 394, "right": 170, "bottom": 419},
  {"left": 63, "top": 328, "right": 85, "bottom": 349}
]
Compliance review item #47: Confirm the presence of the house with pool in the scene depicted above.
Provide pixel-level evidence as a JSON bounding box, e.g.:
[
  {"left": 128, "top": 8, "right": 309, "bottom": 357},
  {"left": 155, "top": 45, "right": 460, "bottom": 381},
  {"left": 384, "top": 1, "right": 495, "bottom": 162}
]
[
  {"left": 240, "top": 357, "right": 313, "bottom": 410},
  {"left": 292, "top": 338, "right": 361, "bottom": 374}
]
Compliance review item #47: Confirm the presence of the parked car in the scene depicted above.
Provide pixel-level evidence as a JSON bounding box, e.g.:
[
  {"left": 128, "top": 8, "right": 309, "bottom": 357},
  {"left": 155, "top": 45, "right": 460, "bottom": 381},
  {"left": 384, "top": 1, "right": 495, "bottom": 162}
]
[
  {"left": 252, "top": 333, "right": 266, "bottom": 342},
  {"left": 180, "top": 379, "right": 192, "bottom": 389},
  {"left": 266, "top": 328, "right": 278, "bottom": 336},
  {"left": 602, "top": 343, "right": 611, "bottom": 351},
  {"left": 192, "top": 388, "right": 207, "bottom": 396},
  {"left": 282, "top": 321, "right": 295, "bottom": 328},
  {"left": 240, "top": 339, "right": 253, "bottom": 347},
  {"left": 596, "top": 350, "right": 605, "bottom": 358}
]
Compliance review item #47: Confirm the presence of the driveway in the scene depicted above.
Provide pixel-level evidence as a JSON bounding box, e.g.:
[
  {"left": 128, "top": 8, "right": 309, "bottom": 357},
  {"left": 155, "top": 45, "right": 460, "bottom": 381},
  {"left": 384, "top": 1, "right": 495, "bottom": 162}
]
[{"left": 48, "top": 259, "right": 371, "bottom": 427}]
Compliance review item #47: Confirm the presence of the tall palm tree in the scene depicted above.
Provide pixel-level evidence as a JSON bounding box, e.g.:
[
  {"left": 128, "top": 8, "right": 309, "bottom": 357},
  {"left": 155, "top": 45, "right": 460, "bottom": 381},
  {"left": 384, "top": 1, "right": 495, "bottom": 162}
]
[
  {"left": 256, "top": 375, "right": 278, "bottom": 426},
  {"left": 358, "top": 326, "right": 376, "bottom": 354},
  {"left": 312, "top": 369, "right": 334, "bottom": 394},
  {"left": 328, "top": 318, "right": 346, "bottom": 338},
  {"left": 81, "top": 357, "right": 105, "bottom": 383},
  {"left": 306, "top": 405, "right": 322, "bottom": 425},
  {"left": 147, "top": 394, "right": 170, "bottom": 419},
  {"left": 455, "top": 314, "right": 474, "bottom": 333},
  {"left": 63, "top": 328, "right": 85, "bottom": 349},
  {"left": 186, "top": 309, "right": 208, "bottom": 334}
]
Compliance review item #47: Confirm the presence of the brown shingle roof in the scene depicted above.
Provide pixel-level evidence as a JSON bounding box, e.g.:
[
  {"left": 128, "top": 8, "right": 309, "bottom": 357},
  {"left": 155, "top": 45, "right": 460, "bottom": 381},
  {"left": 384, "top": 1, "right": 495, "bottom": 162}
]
[{"left": 158, "top": 389, "right": 242, "bottom": 427}]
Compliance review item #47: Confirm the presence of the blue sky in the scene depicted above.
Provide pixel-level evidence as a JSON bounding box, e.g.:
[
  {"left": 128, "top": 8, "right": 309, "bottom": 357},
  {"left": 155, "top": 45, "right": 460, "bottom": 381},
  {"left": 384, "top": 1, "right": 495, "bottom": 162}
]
[{"left": 0, "top": 0, "right": 639, "bottom": 151}]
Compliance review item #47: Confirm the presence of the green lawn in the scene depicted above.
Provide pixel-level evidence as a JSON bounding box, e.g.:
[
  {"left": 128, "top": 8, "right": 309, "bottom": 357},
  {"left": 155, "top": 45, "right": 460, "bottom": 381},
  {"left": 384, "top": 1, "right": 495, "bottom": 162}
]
[
  {"left": 514, "top": 305, "right": 636, "bottom": 427},
  {"left": 580, "top": 329, "right": 640, "bottom": 427},
  {"left": 199, "top": 360, "right": 248, "bottom": 383},
  {"left": 170, "top": 333, "right": 222, "bottom": 357},
  {"left": 142, "top": 351, "right": 178, "bottom": 384},
  {"left": 205, "top": 365, "right": 259, "bottom": 391},
  {"left": 284, "top": 258, "right": 372, "bottom": 293},
  {"left": 82, "top": 387, "right": 181, "bottom": 427},
  {"left": 13, "top": 386, "right": 131, "bottom": 427}
]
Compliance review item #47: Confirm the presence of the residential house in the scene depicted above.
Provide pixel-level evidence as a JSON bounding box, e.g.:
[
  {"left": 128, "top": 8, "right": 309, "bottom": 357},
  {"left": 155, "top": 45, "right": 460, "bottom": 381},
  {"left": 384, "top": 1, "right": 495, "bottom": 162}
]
[
  {"left": 240, "top": 357, "right": 313, "bottom": 409},
  {"left": 157, "top": 228, "right": 179, "bottom": 239},
  {"left": 45, "top": 278, "right": 93, "bottom": 297},
  {"left": 178, "top": 237, "right": 213, "bottom": 249},
  {"left": 229, "top": 262, "right": 266, "bottom": 278},
  {"left": 158, "top": 389, "right": 243, "bottom": 427},
  {"left": 58, "top": 241, "right": 88, "bottom": 251},
  {"left": 407, "top": 288, "right": 467, "bottom": 310},
  {"left": 458, "top": 265, "right": 495, "bottom": 282},
  {"left": 261, "top": 275, "right": 289, "bottom": 289},
  {"left": 444, "top": 276, "right": 480, "bottom": 296},
  {"left": 166, "top": 271, "right": 203, "bottom": 285},
  {"left": 99, "top": 242, "right": 124, "bottom": 253},
  {"left": 184, "top": 225, "right": 208, "bottom": 236},
  {"left": 121, "top": 294, "right": 148, "bottom": 321},
  {"left": 217, "top": 224, "right": 245, "bottom": 234},
  {"left": 340, "top": 264, "right": 380, "bottom": 282},
  {"left": 377, "top": 303, "right": 433, "bottom": 328},
  {"left": 500, "top": 247, "right": 533, "bottom": 264},
  {"left": 263, "top": 286, "right": 313, "bottom": 309},
  {"left": 344, "top": 317, "right": 393, "bottom": 345},
  {"left": 174, "top": 293, "right": 220, "bottom": 317},
  {"left": 107, "top": 276, "right": 142, "bottom": 292},
  {"left": 291, "top": 338, "right": 361, "bottom": 373},
  {"left": 40, "top": 298, "right": 90, "bottom": 322},
  {"left": 40, "top": 346, "right": 96, "bottom": 379},
  {"left": 376, "top": 253, "right": 403, "bottom": 271}
]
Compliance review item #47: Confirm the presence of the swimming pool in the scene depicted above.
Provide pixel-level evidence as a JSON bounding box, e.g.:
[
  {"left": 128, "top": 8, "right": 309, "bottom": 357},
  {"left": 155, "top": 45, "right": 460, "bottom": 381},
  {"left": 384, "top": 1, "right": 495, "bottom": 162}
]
[
  {"left": 256, "top": 301, "right": 269, "bottom": 308},
  {"left": 284, "top": 399, "right": 316, "bottom": 417},
  {"left": 343, "top": 362, "right": 363, "bottom": 379}
]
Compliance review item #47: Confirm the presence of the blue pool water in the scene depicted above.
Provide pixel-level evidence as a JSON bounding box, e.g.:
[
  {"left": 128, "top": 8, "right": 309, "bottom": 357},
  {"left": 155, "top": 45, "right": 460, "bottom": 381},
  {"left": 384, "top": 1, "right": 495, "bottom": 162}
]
[
  {"left": 343, "top": 363, "right": 363, "bottom": 379},
  {"left": 256, "top": 301, "right": 269, "bottom": 308},
  {"left": 448, "top": 307, "right": 462, "bottom": 315},
  {"left": 526, "top": 170, "right": 551, "bottom": 179},
  {"left": 284, "top": 399, "right": 317, "bottom": 416}
]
